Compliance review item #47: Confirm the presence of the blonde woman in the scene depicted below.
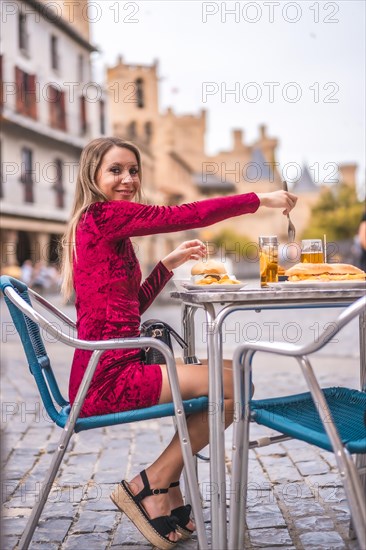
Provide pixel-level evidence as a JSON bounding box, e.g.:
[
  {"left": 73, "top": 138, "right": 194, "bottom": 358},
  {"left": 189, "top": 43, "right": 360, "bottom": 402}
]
[{"left": 61, "top": 137, "right": 297, "bottom": 549}]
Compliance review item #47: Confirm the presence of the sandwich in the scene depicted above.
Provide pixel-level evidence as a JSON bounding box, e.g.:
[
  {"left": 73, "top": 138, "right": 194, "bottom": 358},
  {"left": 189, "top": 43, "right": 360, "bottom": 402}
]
[
  {"left": 191, "top": 259, "right": 241, "bottom": 285},
  {"left": 285, "top": 263, "right": 366, "bottom": 282}
]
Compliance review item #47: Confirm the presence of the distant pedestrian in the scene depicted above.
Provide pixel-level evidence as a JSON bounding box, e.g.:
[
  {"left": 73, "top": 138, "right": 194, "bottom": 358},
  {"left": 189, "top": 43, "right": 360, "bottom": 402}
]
[
  {"left": 31, "top": 260, "right": 51, "bottom": 291},
  {"left": 46, "top": 264, "right": 61, "bottom": 291},
  {"left": 31, "top": 261, "right": 61, "bottom": 292},
  {"left": 20, "top": 259, "right": 33, "bottom": 286},
  {"left": 358, "top": 211, "right": 366, "bottom": 271}
]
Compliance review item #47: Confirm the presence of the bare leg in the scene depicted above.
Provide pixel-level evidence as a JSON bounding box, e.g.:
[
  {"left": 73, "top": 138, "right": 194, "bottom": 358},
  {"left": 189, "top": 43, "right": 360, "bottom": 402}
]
[{"left": 128, "top": 360, "right": 235, "bottom": 541}]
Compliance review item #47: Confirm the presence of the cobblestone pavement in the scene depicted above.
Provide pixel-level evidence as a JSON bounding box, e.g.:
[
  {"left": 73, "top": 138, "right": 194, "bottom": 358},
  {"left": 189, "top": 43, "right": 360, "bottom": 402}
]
[{"left": 0, "top": 291, "right": 364, "bottom": 549}]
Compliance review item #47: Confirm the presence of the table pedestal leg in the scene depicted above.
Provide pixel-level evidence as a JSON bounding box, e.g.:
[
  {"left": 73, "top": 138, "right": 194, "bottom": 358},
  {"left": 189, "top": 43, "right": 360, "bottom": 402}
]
[
  {"left": 206, "top": 304, "right": 227, "bottom": 549},
  {"left": 182, "top": 304, "right": 201, "bottom": 364}
]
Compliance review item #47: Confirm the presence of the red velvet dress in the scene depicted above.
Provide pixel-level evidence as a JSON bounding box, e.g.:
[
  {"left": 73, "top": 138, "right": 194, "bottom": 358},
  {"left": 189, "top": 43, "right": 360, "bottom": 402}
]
[{"left": 69, "top": 193, "right": 259, "bottom": 416}]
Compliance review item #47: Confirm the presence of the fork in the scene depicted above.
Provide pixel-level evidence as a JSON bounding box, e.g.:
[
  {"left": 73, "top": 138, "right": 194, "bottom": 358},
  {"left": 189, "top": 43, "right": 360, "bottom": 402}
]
[{"left": 282, "top": 180, "right": 296, "bottom": 242}]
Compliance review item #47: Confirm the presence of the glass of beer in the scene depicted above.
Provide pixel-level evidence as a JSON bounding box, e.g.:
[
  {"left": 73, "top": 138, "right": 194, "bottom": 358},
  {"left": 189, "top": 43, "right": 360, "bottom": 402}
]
[
  {"left": 259, "top": 236, "right": 278, "bottom": 287},
  {"left": 300, "top": 239, "right": 324, "bottom": 263}
]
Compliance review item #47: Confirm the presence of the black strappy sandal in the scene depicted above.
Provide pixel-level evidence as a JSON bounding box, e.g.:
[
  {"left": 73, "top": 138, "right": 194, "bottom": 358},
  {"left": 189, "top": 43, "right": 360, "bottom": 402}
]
[
  {"left": 169, "top": 480, "right": 194, "bottom": 540},
  {"left": 110, "top": 470, "right": 179, "bottom": 550}
]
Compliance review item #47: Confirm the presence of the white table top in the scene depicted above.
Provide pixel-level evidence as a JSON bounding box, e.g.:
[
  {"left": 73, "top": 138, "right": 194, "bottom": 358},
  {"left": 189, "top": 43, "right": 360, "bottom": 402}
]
[{"left": 171, "top": 282, "right": 366, "bottom": 306}]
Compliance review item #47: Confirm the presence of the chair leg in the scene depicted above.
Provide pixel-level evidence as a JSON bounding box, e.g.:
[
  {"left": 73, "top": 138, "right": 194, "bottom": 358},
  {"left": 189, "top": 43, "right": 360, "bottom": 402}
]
[
  {"left": 238, "top": 356, "right": 252, "bottom": 550},
  {"left": 166, "top": 354, "right": 209, "bottom": 549},
  {"left": 18, "top": 427, "right": 74, "bottom": 549},
  {"left": 350, "top": 452, "right": 366, "bottom": 541},
  {"left": 229, "top": 374, "right": 244, "bottom": 547},
  {"left": 175, "top": 415, "right": 208, "bottom": 549},
  {"left": 341, "top": 451, "right": 366, "bottom": 549},
  {"left": 298, "top": 356, "right": 366, "bottom": 550},
  {"left": 19, "top": 351, "right": 104, "bottom": 548},
  {"left": 174, "top": 417, "right": 202, "bottom": 509},
  {"left": 229, "top": 402, "right": 246, "bottom": 550},
  {"left": 182, "top": 454, "right": 201, "bottom": 508}
]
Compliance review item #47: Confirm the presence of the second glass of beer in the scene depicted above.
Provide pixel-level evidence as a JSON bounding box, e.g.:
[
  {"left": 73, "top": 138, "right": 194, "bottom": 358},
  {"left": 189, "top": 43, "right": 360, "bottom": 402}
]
[{"left": 300, "top": 239, "right": 324, "bottom": 263}]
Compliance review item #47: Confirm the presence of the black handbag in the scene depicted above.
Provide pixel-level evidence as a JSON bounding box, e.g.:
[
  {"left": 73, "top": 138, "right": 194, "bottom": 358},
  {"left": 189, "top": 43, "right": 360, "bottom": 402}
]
[{"left": 140, "top": 319, "right": 187, "bottom": 364}]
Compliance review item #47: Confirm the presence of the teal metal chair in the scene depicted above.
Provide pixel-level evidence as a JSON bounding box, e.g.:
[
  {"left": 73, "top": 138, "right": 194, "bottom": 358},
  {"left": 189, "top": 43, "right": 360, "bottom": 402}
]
[
  {"left": 0, "top": 276, "right": 209, "bottom": 549},
  {"left": 229, "top": 296, "right": 366, "bottom": 550}
]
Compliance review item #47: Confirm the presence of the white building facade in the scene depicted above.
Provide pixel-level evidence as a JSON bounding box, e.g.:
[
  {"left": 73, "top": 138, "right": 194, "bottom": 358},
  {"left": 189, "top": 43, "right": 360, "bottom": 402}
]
[{"left": 0, "top": 0, "right": 108, "bottom": 268}]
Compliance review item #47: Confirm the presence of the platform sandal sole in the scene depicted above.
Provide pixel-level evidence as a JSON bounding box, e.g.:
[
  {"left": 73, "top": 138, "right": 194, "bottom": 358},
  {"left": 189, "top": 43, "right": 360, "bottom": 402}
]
[
  {"left": 110, "top": 482, "right": 176, "bottom": 550},
  {"left": 175, "top": 524, "right": 192, "bottom": 540}
]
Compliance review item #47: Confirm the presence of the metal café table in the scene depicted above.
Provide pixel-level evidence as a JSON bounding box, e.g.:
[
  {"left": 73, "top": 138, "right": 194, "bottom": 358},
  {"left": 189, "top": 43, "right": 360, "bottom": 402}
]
[{"left": 170, "top": 284, "right": 366, "bottom": 549}]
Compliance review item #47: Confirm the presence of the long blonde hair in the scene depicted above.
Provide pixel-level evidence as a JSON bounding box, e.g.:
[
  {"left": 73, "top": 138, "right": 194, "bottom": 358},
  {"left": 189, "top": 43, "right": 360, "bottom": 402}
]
[{"left": 60, "top": 137, "right": 143, "bottom": 300}]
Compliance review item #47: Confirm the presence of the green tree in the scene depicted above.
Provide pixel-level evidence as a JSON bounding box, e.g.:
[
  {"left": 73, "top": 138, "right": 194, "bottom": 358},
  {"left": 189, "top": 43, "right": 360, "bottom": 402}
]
[
  {"left": 209, "top": 228, "right": 255, "bottom": 259},
  {"left": 302, "top": 184, "right": 364, "bottom": 241},
  {"left": 211, "top": 228, "right": 250, "bottom": 248}
]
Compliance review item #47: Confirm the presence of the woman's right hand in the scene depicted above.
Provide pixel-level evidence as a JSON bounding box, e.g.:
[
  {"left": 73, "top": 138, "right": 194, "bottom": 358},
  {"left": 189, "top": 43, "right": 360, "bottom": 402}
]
[
  {"left": 257, "top": 190, "right": 298, "bottom": 215},
  {"left": 161, "top": 239, "right": 207, "bottom": 271}
]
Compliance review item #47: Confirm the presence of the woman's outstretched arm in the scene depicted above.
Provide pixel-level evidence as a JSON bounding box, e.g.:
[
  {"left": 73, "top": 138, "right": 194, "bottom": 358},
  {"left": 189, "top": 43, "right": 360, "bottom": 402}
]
[
  {"left": 88, "top": 193, "right": 260, "bottom": 241},
  {"left": 88, "top": 191, "right": 297, "bottom": 242}
]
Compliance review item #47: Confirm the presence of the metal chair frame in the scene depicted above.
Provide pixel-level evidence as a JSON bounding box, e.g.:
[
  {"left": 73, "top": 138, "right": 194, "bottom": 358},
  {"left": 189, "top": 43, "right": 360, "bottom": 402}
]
[
  {"left": 0, "top": 276, "right": 209, "bottom": 549},
  {"left": 229, "top": 296, "right": 366, "bottom": 550}
]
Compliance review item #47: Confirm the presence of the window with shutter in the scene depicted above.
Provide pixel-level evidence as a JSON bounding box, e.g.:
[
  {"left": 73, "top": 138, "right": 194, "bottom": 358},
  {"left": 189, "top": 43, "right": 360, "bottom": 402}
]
[
  {"left": 22, "top": 72, "right": 30, "bottom": 112},
  {"left": 28, "top": 74, "right": 37, "bottom": 119},
  {"left": 128, "top": 121, "right": 137, "bottom": 139},
  {"left": 0, "top": 139, "right": 3, "bottom": 199},
  {"left": 78, "top": 54, "right": 84, "bottom": 81},
  {"left": 15, "top": 67, "right": 37, "bottom": 118},
  {"left": 60, "top": 90, "right": 67, "bottom": 131},
  {"left": 53, "top": 159, "right": 64, "bottom": 208},
  {"left": 48, "top": 85, "right": 67, "bottom": 131},
  {"left": 15, "top": 67, "right": 24, "bottom": 113},
  {"left": 136, "top": 78, "right": 144, "bottom": 108},
  {"left": 80, "top": 95, "right": 87, "bottom": 135},
  {"left": 18, "top": 13, "right": 29, "bottom": 53},
  {"left": 21, "top": 148, "right": 34, "bottom": 203},
  {"left": 145, "top": 121, "right": 153, "bottom": 143},
  {"left": 48, "top": 85, "right": 57, "bottom": 127},
  {"left": 51, "top": 35, "right": 59, "bottom": 70},
  {"left": 0, "top": 55, "right": 3, "bottom": 114},
  {"left": 99, "top": 99, "right": 105, "bottom": 135}
]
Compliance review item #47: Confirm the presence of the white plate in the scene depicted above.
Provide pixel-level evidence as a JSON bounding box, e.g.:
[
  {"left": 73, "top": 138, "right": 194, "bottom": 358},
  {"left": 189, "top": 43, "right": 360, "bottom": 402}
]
[
  {"left": 181, "top": 282, "right": 248, "bottom": 291},
  {"left": 267, "top": 280, "right": 366, "bottom": 290}
]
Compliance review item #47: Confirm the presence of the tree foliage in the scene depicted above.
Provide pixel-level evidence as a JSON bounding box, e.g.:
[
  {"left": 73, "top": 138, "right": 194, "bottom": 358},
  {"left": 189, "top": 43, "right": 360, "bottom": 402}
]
[
  {"left": 211, "top": 228, "right": 251, "bottom": 248},
  {"left": 302, "top": 184, "right": 364, "bottom": 241}
]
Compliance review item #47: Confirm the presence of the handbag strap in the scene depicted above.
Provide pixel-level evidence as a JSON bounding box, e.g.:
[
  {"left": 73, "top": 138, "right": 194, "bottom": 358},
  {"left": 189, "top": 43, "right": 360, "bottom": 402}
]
[
  {"left": 141, "top": 319, "right": 187, "bottom": 349},
  {"left": 168, "top": 325, "right": 187, "bottom": 349}
]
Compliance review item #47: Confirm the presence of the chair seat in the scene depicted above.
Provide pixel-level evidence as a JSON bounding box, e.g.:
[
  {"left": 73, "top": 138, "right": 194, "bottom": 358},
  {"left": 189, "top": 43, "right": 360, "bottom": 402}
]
[
  {"left": 58, "top": 396, "right": 209, "bottom": 433},
  {"left": 251, "top": 387, "right": 366, "bottom": 453}
]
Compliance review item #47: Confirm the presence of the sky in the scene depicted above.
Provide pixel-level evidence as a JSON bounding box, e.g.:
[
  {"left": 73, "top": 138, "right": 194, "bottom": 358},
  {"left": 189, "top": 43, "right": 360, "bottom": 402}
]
[{"left": 90, "top": 0, "right": 365, "bottom": 193}]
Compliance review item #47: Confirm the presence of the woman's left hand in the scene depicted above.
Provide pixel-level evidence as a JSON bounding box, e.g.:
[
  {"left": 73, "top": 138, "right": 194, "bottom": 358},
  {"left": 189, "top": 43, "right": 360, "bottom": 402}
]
[{"left": 161, "top": 240, "right": 206, "bottom": 271}]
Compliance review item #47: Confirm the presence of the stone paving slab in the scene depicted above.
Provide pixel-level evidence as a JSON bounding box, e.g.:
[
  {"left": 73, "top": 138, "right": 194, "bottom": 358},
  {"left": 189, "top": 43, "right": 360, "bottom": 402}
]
[{"left": 1, "top": 297, "right": 364, "bottom": 549}]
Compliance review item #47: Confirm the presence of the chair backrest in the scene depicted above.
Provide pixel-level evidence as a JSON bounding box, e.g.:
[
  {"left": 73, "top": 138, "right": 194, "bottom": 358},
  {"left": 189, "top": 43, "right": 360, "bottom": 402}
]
[{"left": 1, "top": 276, "right": 69, "bottom": 424}]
